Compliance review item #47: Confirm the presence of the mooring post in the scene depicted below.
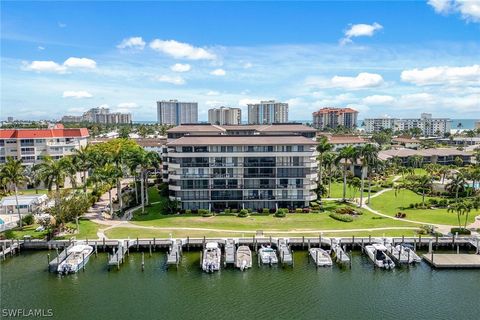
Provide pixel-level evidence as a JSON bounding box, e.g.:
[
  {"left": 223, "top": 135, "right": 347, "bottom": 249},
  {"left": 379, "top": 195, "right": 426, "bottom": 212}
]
[
  {"left": 457, "top": 244, "right": 460, "bottom": 254},
  {"left": 149, "top": 241, "right": 152, "bottom": 257},
  {"left": 316, "top": 250, "right": 319, "bottom": 268},
  {"left": 302, "top": 236, "right": 305, "bottom": 249},
  {"left": 368, "top": 235, "right": 371, "bottom": 243},
  {"left": 17, "top": 239, "right": 20, "bottom": 254},
  {"left": 142, "top": 252, "right": 145, "bottom": 271},
  {"left": 319, "top": 234, "right": 322, "bottom": 248},
  {"left": 452, "top": 233, "right": 456, "bottom": 248},
  {"left": 103, "top": 237, "right": 106, "bottom": 252},
  {"left": 47, "top": 253, "right": 50, "bottom": 270},
  {"left": 407, "top": 249, "right": 411, "bottom": 265},
  {"left": 269, "top": 236, "right": 272, "bottom": 246},
  {"left": 95, "top": 241, "right": 98, "bottom": 257},
  {"left": 82, "top": 253, "right": 86, "bottom": 272},
  {"left": 292, "top": 249, "right": 294, "bottom": 267},
  {"left": 308, "top": 239, "right": 311, "bottom": 250},
  {"left": 414, "top": 238, "right": 417, "bottom": 252},
  {"left": 136, "top": 237, "right": 139, "bottom": 251},
  {"left": 402, "top": 235, "right": 404, "bottom": 243},
  {"left": 153, "top": 237, "right": 156, "bottom": 251},
  {"left": 419, "top": 234, "right": 422, "bottom": 249},
  {"left": 352, "top": 236, "right": 355, "bottom": 249},
  {"left": 361, "top": 238, "right": 364, "bottom": 252},
  {"left": 187, "top": 236, "right": 190, "bottom": 252},
  {"left": 349, "top": 250, "right": 352, "bottom": 269}
]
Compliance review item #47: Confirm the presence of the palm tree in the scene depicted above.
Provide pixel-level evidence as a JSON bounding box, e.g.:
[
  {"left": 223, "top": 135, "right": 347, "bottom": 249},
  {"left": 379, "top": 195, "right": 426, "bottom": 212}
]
[
  {"left": 335, "top": 146, "right": 357, "bottom": 202},
  {"left": 110, "top": 143, "right": 125, "bottom": 210},
  {"left": 447, "top": 201, "right": 470, "bottom": 230},
  {"left": 415, "top": 175, "right": 432, "bottom": 206},
  {"left": 446, "top": 174, "right": 467, "bottom": 201},
  {"left": 357, "top": 144, "right": 379, "bottom": 206},
  {"left": 73, "top": 145, "right": 91, "bottom": 192},
  {"left": 322, "top": 152, "right": 336, "bottom": 198},
  {"left": 316, "top": 136, "right": 333, "bottom": 187},
  {"left": 141, "top": 151, "right": 161, "bottom": 206},
  {"left": 0, "top": 157, "right": 26, "bottom": 227},
  {"left": 89, "top": 163, "right": 122, "bottom": 216},
  {"left": 36, "top": 156, "right": 72, "bottom": 208}
]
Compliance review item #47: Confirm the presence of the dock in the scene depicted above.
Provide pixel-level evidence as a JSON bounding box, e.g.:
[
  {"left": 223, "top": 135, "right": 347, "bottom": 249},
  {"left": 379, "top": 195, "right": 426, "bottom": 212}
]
[
  {"left": 108, "top": 240, "right": 135, "bottom": 269},
  {"left": 423, "top": 253, "right": 480, "bottom": 268},
  {"left": 166, "top": 239, "right": 182, "bottom": 267},
  {"left": 224, "top": 239, "right": 235, "bottom": 265},
  {"left": 277, "top": 238, "right": 293, "bottom": 266},
  {"left": 0, "top": 240, "right": 21, "bottom": 260},
  {"left": 48, "top": 242, "right": 76, "bottom": 272}
]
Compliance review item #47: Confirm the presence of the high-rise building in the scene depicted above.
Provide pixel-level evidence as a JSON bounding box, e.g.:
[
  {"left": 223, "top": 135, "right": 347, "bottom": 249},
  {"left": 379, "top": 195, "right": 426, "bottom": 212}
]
[
  {"left": 61, "top": 107, "right": 132, "bottom": 124},
  {"left": 364, "top": 113, "right": 451, "bottom": 136},
  {"left": 247, "top": 100, "right": 288, "bottom": 124},
  {"left": 312, "top": 107, "right": 358, "bottom": 130},
  {"left": 157, "top": 100, "right": 198, "bottom": 125},
  {"left": 208, "top": 107, "right": 242, "bottom": 125}
]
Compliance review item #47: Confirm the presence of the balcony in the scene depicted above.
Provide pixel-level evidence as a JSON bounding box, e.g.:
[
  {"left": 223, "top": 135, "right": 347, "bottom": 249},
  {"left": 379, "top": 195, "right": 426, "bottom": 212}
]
[{"left": 243, "top": 162, "right": 276, "bottom": 167}]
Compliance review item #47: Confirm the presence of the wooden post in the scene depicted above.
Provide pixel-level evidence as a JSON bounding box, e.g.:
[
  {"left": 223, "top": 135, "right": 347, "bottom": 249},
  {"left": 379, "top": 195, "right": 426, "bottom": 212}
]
[
  {"left": 319, "top": 235, "right": 322, "bottom": 249},
  {"left": 413, "top": 238, "right": 417, "bottom": 252},
  {"left": 17, "top": 239, "right": 20, "bottom": 254},
  {"left": 153, "top": 237, "right": 156, "bottom": 251},
  {"left": 149, "top": 241, "right": 152, "bottom": 257},
  {"left": 316, "top": 250, "right": 318, "bottom": 268},
  {"left": 302, "top": 236, "right": 305, "bottom": 249},
  {"left": 349, "top": 250, "right": 352, "bottom": 269},
  {"left": 402, "top": 235, "right": 404, "bottom": 243},
  {"left": 142, "top": 252, "right": 145, "bottom": 271},
  {"left": 47, "top": 253, "right": 50, "bottom": 271},
  {"left": 136, "top": 237, "right": 139, "bottom": 251},
  {"left": 407, "top": 249, "right": 411, "bottom": 264},
  {"left": 368, "top": 235, "right": 371, "bottom": 243},
  {"left": 292, "top": 249, "right": 294, "bottom": 267},
  {"left": 457, "top": 245, "right": 459, "bottom": 254},
  {"left": 361, "top": 238, "right": 364, "bottom": 253},
  {"left": 103, "top": 237, "right": 106, "bottom": 251},
  {"left": 187, "top": 236, "right": 190, "bottom": 252},
  {"left": 352, "top": 236, "right": 355, "bottom": 249},
  {"left": 418, "top": 234, "right": 422, "bottom": 248},
  {"left": 95, "top": 241, "right": 98, "bottom": 257},
  {"left": 308, "top": 239, "right": 311, "bottom": 250},
  {"left": 82, "top": 253, "right": 86, "bottom": 271},
  {"left": 269, "top": 236, "right": 272, "bottom": 246}
]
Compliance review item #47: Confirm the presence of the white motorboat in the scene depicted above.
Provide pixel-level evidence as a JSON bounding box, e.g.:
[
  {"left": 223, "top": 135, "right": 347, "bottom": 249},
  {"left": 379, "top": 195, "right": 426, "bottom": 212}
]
[
  {"left": 330, "top": 239, "right": 350, "bottom": 264},
  {"left": 309, "top": 248, "right": 333, "bottom": 267},
  {"left": 258, "top": 245, "right": 278, "bottom": 265},
  {"left": 235, "top": 245, "right": 252, "bottom": 271},
  {"left": 385, "top": 241, "right": 421, "bottom": 264},
  {"left": 365, "top": 243, "right": 395, "bottom": 269},
  {"left": 57, "top": 245, "right": 93, "bottom": 274},
  {"left": 202, "top": 242, "right": 221, "bottom": 273}
]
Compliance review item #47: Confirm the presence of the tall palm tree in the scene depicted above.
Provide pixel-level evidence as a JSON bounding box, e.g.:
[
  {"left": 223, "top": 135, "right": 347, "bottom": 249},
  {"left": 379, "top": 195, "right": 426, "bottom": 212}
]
[
  {"left": 110, "top": 143, "right": 125, "bottom": 210},
  {"left": 447, "top": 201, "right": 470, "bottom": 230},
  {"left": 89, "top": 163, "right": 122, "bottom": 216},
  {"left": 141, "top": 151, "right": 161, "bottom": 206},
  {"left": 414, "top": 175, "right": 432, "bottom": 206},
  {"left": 322, "top": 152, "right": 336, "bottom": 198},
  {"left": 36, "top": 156, "right": 71, "bottom": 208},
  {"left": 73, "top": 145, "right": 91, "bottom": 192},
  {"left": 446, "top": 174, "right": 467, "bottom": 201},
  {"left": 335, "top": 146, "right": 357, "bottom": 202},
  {"left": 0, "top": 157, "right": 26, "bottom": 227},
  {"left": 357, "top": 144, "right": 379, "bottom": 206},
  {"left": 316, "top": 136, "right": 333, "bottom": 187}
]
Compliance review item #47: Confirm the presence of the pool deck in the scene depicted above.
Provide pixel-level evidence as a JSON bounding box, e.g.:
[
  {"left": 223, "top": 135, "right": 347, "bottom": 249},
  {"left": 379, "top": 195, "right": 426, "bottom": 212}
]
[{"left": 423, "top": 253, "right": 480, "bottom": 268}]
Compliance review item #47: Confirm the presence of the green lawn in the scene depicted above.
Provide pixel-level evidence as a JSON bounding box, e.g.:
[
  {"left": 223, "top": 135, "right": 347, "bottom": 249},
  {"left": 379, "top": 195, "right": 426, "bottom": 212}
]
[
  {"left": 369, "top": 189, "right": 477, "bottom": 226},
  {"left": 327, "top": 182, "right": 383, "bottom": 199},
  {"left": 56, "top": 219, "right": 102, "bottom": 240},
  {"left": 1, "top": 219, "right": 102, "bottom": 240},
  {"left": 1, "top": 224, "right": 49, "bottom": 240}
]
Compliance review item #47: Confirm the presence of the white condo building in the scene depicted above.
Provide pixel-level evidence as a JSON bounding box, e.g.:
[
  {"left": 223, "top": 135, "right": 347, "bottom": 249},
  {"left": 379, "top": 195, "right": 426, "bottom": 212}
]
[
  {"left": 157, "top": 100, "right": 198, "bottom": 125},
  {"left": 247, "top": 100, "right": 288, "bottom": 124},
  {"left": 364, "top": 113, "right": 451, "bottom": 136},
  {"left": 208, "top": 107, "right": 242, "bottom": 125}
]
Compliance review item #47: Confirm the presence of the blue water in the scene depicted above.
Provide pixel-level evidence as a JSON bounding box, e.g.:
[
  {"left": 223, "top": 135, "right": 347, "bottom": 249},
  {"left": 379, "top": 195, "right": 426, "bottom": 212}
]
[{"left": 0, "top": 218, "right": 4, "bottom": 225}]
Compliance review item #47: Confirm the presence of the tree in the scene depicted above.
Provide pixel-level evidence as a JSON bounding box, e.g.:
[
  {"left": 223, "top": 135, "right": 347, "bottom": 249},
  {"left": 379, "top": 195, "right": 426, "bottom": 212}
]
[
  {"left": 335, "top": 146, "right": 358, "bottom": 202},
  {"left": 316, "top": 136, "right": 333, "bottom": 187},
  {"left": 415, "top": 175, "right": 432, "bottom": 206},
  {"left": 36, "top": 156, "right": 73, "bottom": 210},
  {"left": 409, "top": 155, "right": 424, "bottom": 168},
  {"left": 447, "top": 201, "right": 471, "bottom": 230},
  {"left": 357, "top": 144, "right": 379, "bottom": 206},
  {"left": 0, "top": 157, "right": 27, "bottom": 227},
  {"left": 73, "top": 145, "right": 91, "bottom": 192},
  {"left": 89, "top": 163, "right": 122, "bottom": 216},
  {"left": 446, "top": 174, "right": 467, "bottom": 201},
  {"left": 322, "top": 152, "right": 336, "bottom": 198}
]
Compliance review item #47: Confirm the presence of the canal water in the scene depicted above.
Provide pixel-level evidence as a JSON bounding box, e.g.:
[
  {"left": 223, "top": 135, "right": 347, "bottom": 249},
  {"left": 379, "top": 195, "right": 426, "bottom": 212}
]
[{"left": 1, "top": 250, "right": 479, "bottom": 320}]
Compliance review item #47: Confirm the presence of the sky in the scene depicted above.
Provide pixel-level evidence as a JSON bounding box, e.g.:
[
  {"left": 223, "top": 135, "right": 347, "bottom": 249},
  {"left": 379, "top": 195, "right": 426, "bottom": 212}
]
[{"left": 1, "top": 0, "right": 479, "bottom": 122}]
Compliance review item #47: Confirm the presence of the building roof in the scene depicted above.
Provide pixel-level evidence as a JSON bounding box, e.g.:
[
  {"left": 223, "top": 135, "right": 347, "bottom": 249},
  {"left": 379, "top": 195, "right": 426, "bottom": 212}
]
[
  {"left": 379, "top": 148, "right": 473, "bottom": 161},
  {"left": 312, "top": 107, "right": 358, "bottom": 115},
  {"left": 136, "top": 138, "right": 166, "bottom": 147},
  {"left": 256, "top": 124, "right": 316, "bottom": 132},
  {"left": 167, "top": 135, "right": 316, "bottom": 146},
  {"left": 322, "top": 135, "right": 368, "bottom": 144},
  {"left": 0, "top": 194, "right": 48, "bottom": 206},
  {"left": 167, "top": 124, "right": 226, "bottom": 133},
  {"left": 0, "top": 128, "right": 89, "bottom": 139},
  {"left": 167, "top": 123, "right": 315, "bottom": 133},
  {"left": 393, "top": 137, "right": 420, "bottom": 144}
]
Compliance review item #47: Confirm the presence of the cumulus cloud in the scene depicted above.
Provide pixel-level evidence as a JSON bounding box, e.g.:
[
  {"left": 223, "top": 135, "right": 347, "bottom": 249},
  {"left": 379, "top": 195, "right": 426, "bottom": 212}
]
[
  {"left": 238, "top": 98, "right": 262, "bottom": 106},
  {"left": 340, "top": 22, "right": 383, "bottom": 45},
  {"left": 149, "top": 39, "right": 216, "bottom": 60},
  {"left": 206, "top": 90, "right": 220, "bottom": 96},
  {"left": 170, "top": 63, "right": 191, "bottom": 72},
  {"left": 362, "top": 95, "right": 395, "bottom": 105},
  {"left": 62, "top": 91, "right": 93, "bottom": 99},
  {"left": 306, "top": 72, "right": 384, "bottom": 90},
  {"left": 117, "top": 37, "right": 146, "bottom": 50},
  {"left": 428, "top": 0, "right": 480, "bottom": 22},
  {"left": 401, "top": 64, "right": 480, "bottom": 86},
  {"left": 37, "top": 46, "right": 45, "bottom": 51},
  {"left": 115, "top": 102, "right": 140, "bottom": 113},
  {"left": 24, "top": 57, "right": 98, "bottom": 73},
  {"left": 153, "top": 75, "right": 186, "bottom": 85},
  {"left": 210, "top": 68, "right": 226, "bottom": 76}
]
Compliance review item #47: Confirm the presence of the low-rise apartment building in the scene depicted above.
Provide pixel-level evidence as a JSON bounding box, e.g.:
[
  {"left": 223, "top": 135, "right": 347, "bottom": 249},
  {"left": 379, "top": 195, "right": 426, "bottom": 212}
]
[
  {"left": 164, "top": 124, "right": 318, "bottom": 211},
  {"left": 364, "top": 113, "right": 451, "bottom": 136},
  {"left": 0, "top": 126, "right": 89, "bottom": 164}
]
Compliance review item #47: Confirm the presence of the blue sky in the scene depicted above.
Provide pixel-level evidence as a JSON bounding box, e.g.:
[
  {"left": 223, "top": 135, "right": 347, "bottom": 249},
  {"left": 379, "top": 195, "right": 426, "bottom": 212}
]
[{"left": 1, "top": 1, "right": 479, "bottom": 121}]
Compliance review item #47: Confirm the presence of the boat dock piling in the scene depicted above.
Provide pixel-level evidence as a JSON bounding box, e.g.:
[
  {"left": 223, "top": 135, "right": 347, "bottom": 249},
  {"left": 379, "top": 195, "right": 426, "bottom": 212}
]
[
  {"left": 166, "top": 239, "right": 182, "bottom": 268},
  {"left": 0, "top": 239, "right": 21, "bottom": 260},
  {"left": 224, "top": 239, "right": 235, "bottom": 266}
]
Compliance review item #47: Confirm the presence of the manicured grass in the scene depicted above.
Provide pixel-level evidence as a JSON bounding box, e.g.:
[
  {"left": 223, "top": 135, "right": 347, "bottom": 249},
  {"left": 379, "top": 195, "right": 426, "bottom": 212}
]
[
  {"left": 130, "top": 201, "right": 416, "bottom": 231},
  {"left": 369, "top": 189, "right": 478, "bottom": 226},
  {"left": 326, "top": 181, "right": 383, "bottom": 199},
  {"left": 147, "top": 186, "right": 163, "bottom": 203},
  {"left": 1, "top": 224, "right": 48, "bottom": 240},
  {"left": 55, "top": 219, "right": 102, "bottom": 240}
]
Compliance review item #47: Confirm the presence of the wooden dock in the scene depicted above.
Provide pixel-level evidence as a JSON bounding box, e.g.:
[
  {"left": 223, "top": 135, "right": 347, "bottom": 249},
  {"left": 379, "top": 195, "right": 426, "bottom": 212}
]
[
  {"left": 0, "top": 240, "right": 21, "bottom": 260},
  {"left": 108, "top": 240, "right": 134, "bottom": 269},
  {"left": 277, "top": 238, "right": 293, "bottom": 266},
  {"left": 48, "top": 242, "right": 76, "bottom": 272},
  {"left": 166, "top": 239, "right": 182, "bottom": 267},
  {"left": 423, "top": 253, "right": 480, "bottom": 268},
  {"left": 224, "top": 239, "right": 235, "bottom": 265}
]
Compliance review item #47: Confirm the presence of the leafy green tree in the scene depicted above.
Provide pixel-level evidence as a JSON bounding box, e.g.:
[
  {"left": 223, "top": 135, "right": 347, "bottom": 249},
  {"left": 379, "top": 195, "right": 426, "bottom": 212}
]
[
  {"left": 447, "top": 201, "right": 471, "bottom": 230},
  {"left": 446, "top": 174, "right": 467, "bottom": 201},
  {"left": 0, "top": 157, "right": 27, "bottom": 227},
  {"left": 73, "top": 145, "right": 91, "bottom": 192}
]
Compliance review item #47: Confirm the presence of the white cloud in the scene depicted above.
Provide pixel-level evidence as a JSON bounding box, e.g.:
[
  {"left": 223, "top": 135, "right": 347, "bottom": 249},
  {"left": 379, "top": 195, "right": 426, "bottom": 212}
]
[
  {"left": 243, "top": 62, "right": 253, "bottom": 69},
  {"left": 428, "top": 0, "right": 480, "bottom": 22},
  {"left": 149, "top": 39, "right": 216, "bottom": 60},
  {"left": 238, "top": 98, "right": 262, "bottom": 106},
  {"left": 117, "top": 37, "right": 146, "bottom": 50},
  {"left": 58, "top": 22, "right": 66, "bottom": 28},
  {"left": 63, "top": 57, "right": 97, "bottom": 69},
  {"left": 62, "top": 90, "right": 93, "bottom": 99},
  {"left": 37, "top": 46, "right": 45, "bottom": 51},
  {"left": 330, "top": 72, "right": 384, "bottom": 89},
  {"left": 115, "top": 102, "right": 140, "bottom": 113},
  {"left": 210, "top": 68, "right": 226, "bottom": 76},
  {"left": 170, "top": 63, "right": 191, "bottom": 72},
  {"left": 205, "top": 100, "right": 224, "bottom": 107},
  {"left": 22, "top": 61, "right": 67, "bottom": 73},
  {"left": 362, "top": 95, "right": 395, "bottom": 105},
  {"left": 401, "top": 64, "right": 480, "bottom": 86},
  {"left": 206, "top": 90, "right": 220, "bottom": 96},
  {"left": 153, "top": 75, "right": 186, "bottom": 85},
  {"left": 341, "top": 22, "right": 383, "bottom": 45}
]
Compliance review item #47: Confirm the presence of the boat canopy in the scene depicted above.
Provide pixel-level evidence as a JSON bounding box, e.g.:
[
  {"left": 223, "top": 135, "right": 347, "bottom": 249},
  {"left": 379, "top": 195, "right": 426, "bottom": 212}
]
[{"left": 206, "top": 242, "right": 219, "bottom": 249}]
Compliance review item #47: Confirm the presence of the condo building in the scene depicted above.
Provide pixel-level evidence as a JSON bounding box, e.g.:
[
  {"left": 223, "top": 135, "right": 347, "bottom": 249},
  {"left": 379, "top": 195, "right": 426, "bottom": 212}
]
[
  {"left": 157, "top": 100, "right": 198, "bottom": 125},
  {"left": 164, "top": 123, "right": 317, "bottom": 211},
  {"left": 61, "top": 107, "right": 132, "bottom": 124},
  {"left": 247, "top": 101, "right": 288, "bottom": 124},
  {"left": 364, "top": 113, "right": 451, "bottom": 136},
  {"left": 0, "top": 125, "right": 89, "bottom": 164},
  {"left": 312, "top": 107, "right": 358, "bottom": 130},
  {"left": 208, "top": 107, "right": 242, "bottom": 125}
]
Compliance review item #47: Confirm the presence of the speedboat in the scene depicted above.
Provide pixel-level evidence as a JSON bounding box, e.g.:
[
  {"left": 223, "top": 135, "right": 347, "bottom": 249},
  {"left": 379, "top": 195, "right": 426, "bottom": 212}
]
[
  {"left": 202, "top": 242, "right": 221, "bottom": 273},
  {"left": 258, "top": 245, "right": 278, "bottom": 265},
  {"left": 365, "top": 243, "right": 395, "bottom": 269},
  {"left": 235, "top": 246, "right": 252, "bottom": 271},
  {"left": 309, "top": 248, "right": 333, "bottom": 267},
  {"left": 57, "top": 245, "right": 93, "bottom": 274}
]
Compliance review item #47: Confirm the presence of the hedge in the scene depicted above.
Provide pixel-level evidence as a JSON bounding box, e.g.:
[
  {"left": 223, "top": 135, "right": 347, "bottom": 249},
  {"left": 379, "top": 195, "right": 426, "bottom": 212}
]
[
  {"left": 451, "top": 228, "right": 471, "bottom": 235},
  {"left": 328, "top": 213, "right": 353, "bottom": 222}
]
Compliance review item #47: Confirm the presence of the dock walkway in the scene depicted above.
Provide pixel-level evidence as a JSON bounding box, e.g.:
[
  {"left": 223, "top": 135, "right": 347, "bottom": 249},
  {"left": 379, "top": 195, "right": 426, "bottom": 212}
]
[
  {"left": 166, "top": 239, "right": 182, "bottom": 267},
  {"left": 225, "top": 239, "right": 235, "bottom": 265},
  {"left": 48, "top": 241, "right": 76, "bottom": 272},
  {"left": 0, "top": 240, "right": 21, "bottom": 260},
  {"left": 423, "top": 253, "right": 480, "bottom": 268},
  {"left": 108, "top": 240, "right": 136, "bottom": 269},
  {"left": 277, "top": 238, "right": 293, "bottom": 265}
]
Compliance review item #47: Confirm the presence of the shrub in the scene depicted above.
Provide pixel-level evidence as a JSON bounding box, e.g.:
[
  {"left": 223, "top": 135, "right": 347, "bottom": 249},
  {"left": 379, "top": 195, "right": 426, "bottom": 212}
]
[
  {"left": 22, "top": 214, "right": 35, "bottom": 226},
  {"left": 427, "top": 199, "right": 438, "bottom": 206},
  {"left": 269, "top": 208, "right": 276, "bottom": 214},
  {"left": 232, "top": 209, "right": 238, "bottom": 214},
  {"left": 275, "top": 209, "right": 287, "bottom": 218},
  {"left": 224, "top": 208, "right": 231, "bottom": 214},
  {"left": 262, "top": 208, "right": 270, "bottom": 214},
  {"left": 450, "top": 228, "right": 471, "bottom": 235},
  {"left": 238, "top": 209, "right": 249, "bottom": 218},
  {"left": 302, "top": 208, "right": 311, "bottom": 213},
  {"left": 438, "top": 199, "right": 448, "bottom": 208},
  {"left": 185, "top": 209, "right": 192, "bottom": 214},
  {"left": 198, "top": 209, "right": 212, "bottom": 217},
  {"left": 395, "top": 212, "right": 407, "bottom": 218},
  {"left": 295, "top": 208, "right": 303, "bottom": 213},
  {"left": 328, "top": 213, "right": 353, "bottom": 222}
]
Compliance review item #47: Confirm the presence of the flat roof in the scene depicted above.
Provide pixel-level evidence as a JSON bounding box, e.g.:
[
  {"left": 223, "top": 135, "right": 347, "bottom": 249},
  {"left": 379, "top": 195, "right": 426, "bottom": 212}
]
[
  {"left": 0, "top": 194, "right": 48, "bottom": 206},
  {"left": 167, "top": 135, "right": 316, "bottom": 146},
  {"left": 168, "top": 123, "right": 316, "bottom": 133},
  {"left": 379, "top": 148, "right": 472, "bottom": 159},
  {"left": 167, "top": 124, "right": 225, "bottom": 133}
]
